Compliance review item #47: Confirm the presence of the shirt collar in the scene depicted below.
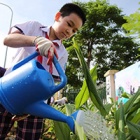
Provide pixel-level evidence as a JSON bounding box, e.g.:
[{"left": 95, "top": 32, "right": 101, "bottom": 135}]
[{"left": 40, "top": 26, "right": 62, "bottom": 47}]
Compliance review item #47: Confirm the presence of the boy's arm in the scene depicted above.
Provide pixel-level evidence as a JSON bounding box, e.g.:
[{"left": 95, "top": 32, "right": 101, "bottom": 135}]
[
  {"left": 3, "top": 30, "right": 36, "bottom": 47},
  {"left": 3, "top": 31, "right": 57, "bottom": 59}
]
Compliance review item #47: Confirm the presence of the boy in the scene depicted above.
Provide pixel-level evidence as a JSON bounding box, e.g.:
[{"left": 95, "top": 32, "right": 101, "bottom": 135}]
[{"left": 1, "top": 3, "right": 86, "bottom": 140}]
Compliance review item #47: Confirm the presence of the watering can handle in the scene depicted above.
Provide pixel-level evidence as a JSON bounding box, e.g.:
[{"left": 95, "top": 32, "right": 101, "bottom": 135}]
[
  {"left": 12, "top": 51, "right": 67, "bottom": 92},
  {"left": 12, "top": 51, "right": 39, "bottom": 70},
  {"left": 52, "top": 55, "right": 67, "bottom": 93}
]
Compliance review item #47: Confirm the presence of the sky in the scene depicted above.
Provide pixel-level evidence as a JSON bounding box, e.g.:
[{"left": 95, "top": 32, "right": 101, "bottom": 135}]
[{"left": 0, "top": 0, "right": 140, "bottom": 67}]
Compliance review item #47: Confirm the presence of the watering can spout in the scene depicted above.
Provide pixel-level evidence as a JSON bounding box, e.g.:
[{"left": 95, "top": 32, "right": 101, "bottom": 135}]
[{"left": 23, "top": 101, "right": 75, "bottom": 132}]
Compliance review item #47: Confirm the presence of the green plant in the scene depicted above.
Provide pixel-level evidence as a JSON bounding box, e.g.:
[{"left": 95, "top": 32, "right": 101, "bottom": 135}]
[{"left": 42, "top": 38, "right": 140, "bottom": 140}]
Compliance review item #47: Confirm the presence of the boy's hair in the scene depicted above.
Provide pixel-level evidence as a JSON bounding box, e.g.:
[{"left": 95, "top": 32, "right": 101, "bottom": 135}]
[{"left": 59, "top": 3, "right": 86, "bottom": 25}]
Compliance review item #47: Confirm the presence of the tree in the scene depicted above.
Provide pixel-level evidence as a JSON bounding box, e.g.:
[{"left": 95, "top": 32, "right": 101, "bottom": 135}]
[
  {"left": 122, "top": 3, "right": 140, "bottom": 39},
  {"left": 65, "top": 0, "right": 140, "bottom": 84},
  {"left": 63, "top": 39, "right": 83, "bottom": 89}
]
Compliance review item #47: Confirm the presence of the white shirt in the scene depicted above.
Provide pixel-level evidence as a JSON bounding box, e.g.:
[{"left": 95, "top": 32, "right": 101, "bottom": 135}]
[{"left": 5, "top": 21, "right": 68, "bottom": 76}]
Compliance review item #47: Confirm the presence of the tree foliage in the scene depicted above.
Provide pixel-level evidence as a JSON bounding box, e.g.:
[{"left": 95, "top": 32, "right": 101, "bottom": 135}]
[
  {"left": 122, "top": 3, "right": 140, "bottom": 39},
  {"left": 64, "top": 0, "right": 140, "bottom": 85}
]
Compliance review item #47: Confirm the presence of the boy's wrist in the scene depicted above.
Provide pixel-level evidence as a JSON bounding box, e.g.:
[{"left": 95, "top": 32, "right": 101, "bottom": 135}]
[{"left": 33, "top": 36, "right": 41, "bottom": 46}]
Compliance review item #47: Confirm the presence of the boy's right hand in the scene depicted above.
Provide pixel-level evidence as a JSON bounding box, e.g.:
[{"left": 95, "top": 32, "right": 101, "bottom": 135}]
[
  {"left": 34, "top": 36, "right": 58, "bottom": 73},
  {"left": 34, "top": 36, "right": 53, "bottom": 57}
]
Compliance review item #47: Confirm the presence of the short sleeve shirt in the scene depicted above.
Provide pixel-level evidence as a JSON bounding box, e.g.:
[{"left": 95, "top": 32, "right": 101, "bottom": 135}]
[{"left": 6, "top": 21, "right": 68, "bottom": 76}]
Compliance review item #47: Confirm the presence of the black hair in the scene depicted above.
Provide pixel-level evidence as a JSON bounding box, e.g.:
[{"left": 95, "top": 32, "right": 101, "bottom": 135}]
[{"left": 59, "top": 3, "right": 86, "bottom": 25}]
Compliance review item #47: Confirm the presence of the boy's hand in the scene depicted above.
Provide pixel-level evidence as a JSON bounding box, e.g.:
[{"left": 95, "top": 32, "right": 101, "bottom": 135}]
[
  {"left": 34, "top": 36, "right": 53, "bottom": 57},
  {"left": 34, "top": 36, "right": 58, "bottom": 74}
]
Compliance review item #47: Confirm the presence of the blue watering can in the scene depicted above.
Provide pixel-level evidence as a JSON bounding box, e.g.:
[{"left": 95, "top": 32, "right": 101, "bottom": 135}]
[{"left": 0, "top": 51, "right": 78, "bottom": 132}]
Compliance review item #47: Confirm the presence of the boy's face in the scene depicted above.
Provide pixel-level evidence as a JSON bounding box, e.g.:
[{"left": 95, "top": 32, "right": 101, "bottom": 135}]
[{"left": 53, "top": 12, "right": 83, "bottom": 40}]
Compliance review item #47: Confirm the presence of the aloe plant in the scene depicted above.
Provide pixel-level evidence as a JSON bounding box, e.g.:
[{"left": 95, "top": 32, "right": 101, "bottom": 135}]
[
  {"left": 42, "top": 38, "right": 140, "bottom": 140},
  {"left": 73, "top": 38, "right": 140, "bottom": 139},
  {"left": 72, "top": 38, "right": 107, "bottom": 117}
]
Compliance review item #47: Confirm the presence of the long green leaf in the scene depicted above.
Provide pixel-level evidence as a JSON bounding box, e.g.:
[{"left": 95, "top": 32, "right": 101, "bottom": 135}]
[
  {"left": 126, "top": 120, "right": 140, "bottom": 139},
  {"left": 123, "top": 89, "right": 140, "bottom": 114},
  {"left": 65, "top": 104, "right": 75, "bottom": 116},
  {"left": 54, "top": 121, "right": 71, "bottom": 140},
  {"left": 115, "top": 89, "right": 140, "bottom": 129},
  {"left": 65, "top": 104, "right": 87, "bottom": 140},
  {"left": 75, "top": 65, "right": 97, "bottom": 108},
  {"left": 115, "top": 107, "right": 120, "bottom": 130},
  {"left": 118, "top": 102, "right": 126, "bottom": 140},
  {"left": 75, "top": 121, "right": 87, "bottom": 140},
  {"left": 73, "top": 38, "right": 107, "bottom": 116},
  {"left": 126, "top": 101, "right": 140, "bottom": 122},
  {"left": 131, "top": 111, "right": 140, "bottom": 124}
]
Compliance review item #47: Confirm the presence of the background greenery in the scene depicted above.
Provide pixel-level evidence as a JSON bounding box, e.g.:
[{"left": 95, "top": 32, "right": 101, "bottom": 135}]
[{"left": 47, "top": 0, "right": 140, "bottom": 139}]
